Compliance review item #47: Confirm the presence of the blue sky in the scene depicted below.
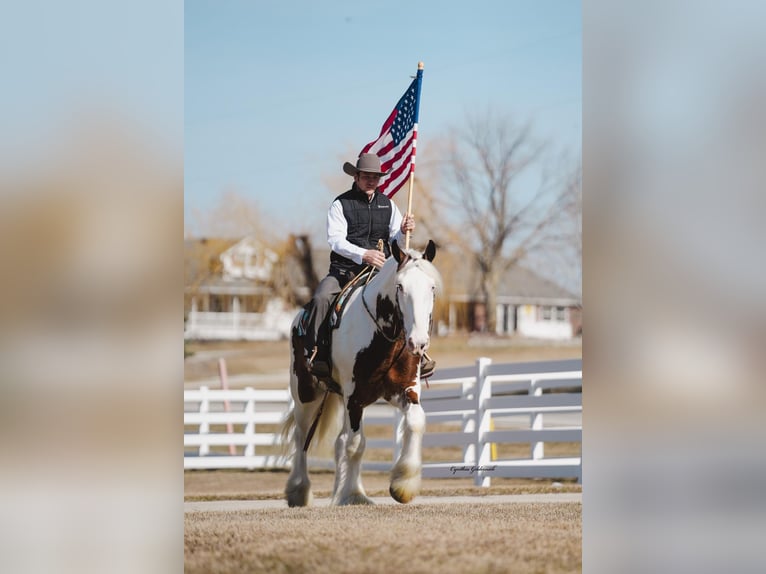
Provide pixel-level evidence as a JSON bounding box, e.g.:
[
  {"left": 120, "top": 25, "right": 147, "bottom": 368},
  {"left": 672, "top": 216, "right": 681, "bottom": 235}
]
[
  {"left": 1, "top": 1, "right": 183, "bottom": 174},
  {"left": 185, "top": 0, "right": 581, "bottom": 237}
]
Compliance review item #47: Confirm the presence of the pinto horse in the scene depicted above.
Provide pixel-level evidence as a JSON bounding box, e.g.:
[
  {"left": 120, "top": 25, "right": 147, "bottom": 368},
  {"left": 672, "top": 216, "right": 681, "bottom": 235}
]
[{"left": 282, "top": 239, "right": 441, "bottom": 506}]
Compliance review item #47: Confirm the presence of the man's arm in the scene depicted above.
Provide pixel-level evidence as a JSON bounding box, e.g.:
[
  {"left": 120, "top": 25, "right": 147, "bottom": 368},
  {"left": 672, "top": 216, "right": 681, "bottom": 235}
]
[
  {"left": 389, "top": 202, "right": 414, "bottom": 245},
  {"left": 390, "top": 202, "right": 404, "bottom": 244},
  {"left": 327, "top": 200, "right": 366, "bottom": 264}
]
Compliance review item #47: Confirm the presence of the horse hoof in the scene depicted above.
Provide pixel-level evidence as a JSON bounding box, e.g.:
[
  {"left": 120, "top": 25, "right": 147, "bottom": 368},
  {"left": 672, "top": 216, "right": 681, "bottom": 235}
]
[
  {"left": 338, "top": 493, "right": 375, "bottom": 506},
  {"left": 389, "top": 480, "right": 419, "bottom": 504},
  {"left": 390, "top": 465, "right": 421, "bottom": 504},
  {"left": 285, "top": 484, "right": 313, "bottom": 507}
]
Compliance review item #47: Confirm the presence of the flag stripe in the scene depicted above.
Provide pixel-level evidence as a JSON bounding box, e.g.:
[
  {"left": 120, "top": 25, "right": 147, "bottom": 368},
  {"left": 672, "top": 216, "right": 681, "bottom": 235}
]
[
  {"left": 357, "top": 71, "right": 422, "bottom": 198},
  {"left": 379, "top": 134, "right": 416, "bottom": 197},
  {"left": 380, "top": 130, "right": 415, "bottom": 172}
]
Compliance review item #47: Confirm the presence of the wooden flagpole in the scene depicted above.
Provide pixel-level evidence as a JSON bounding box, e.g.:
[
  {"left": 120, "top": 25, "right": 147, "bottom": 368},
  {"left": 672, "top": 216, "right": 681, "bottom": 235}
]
[
  {"left": 405, "top": 172, "right": 416, "bottom": 250},
  {"left": 405, "top": 61, "right": 424, "bottom": 250}
]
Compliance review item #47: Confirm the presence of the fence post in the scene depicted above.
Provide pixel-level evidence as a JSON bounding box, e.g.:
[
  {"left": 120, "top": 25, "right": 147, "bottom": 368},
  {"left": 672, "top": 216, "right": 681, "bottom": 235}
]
[
  {"left": 244, "top": 387, "right": 255, "bottom": 467},
  {"left": 232, "top": 297, "right": 240, "bottom": 338},
  {"left": 530, "top": 379, "right": 544, "bottom": 460},
  {"left": 474, "top": 357, "right": 492, "bottom": 487},
  {"left": 218, "top": 358, "right": 237, "bottom": 455},
  {"left": 198, "top": 386, "right": 210, "bottom": 457},
  {"left": 461, "top": 369, "right": 477, "bottom": 465},
  {"left": 188, "top": 298, "right": 197, "bottom": 332}
]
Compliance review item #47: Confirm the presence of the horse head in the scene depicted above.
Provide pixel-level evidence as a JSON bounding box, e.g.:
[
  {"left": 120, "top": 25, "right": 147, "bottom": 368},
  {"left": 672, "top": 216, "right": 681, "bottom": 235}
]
[{"left": 391, "top": 239, "right": 441, "bottom": 357}]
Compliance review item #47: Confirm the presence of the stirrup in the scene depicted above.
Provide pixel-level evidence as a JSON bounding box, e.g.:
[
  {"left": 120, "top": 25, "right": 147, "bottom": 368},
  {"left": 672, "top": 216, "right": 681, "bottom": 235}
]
[{"left": 307, "top": 346, "right": 331, "bottom": 379}]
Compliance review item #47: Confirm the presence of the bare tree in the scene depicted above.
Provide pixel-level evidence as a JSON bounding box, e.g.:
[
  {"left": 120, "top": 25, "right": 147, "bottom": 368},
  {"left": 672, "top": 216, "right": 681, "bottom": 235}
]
[
  {"left": 269, "top": 234, "right": 319, "bottom": 306},
  {"left": 417, "top": 110, "right": 581, "bottom": 333},
  {"left": 186, "top": 186, "right": 271, "bottom": 239}
]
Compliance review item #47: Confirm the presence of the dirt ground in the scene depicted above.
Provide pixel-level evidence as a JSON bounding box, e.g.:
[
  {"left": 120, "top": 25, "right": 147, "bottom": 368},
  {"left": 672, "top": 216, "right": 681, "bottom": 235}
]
[
  {"left": 184, "top": 333, "right": 582, "bottom": 385},
  {"left": 185, "top": 336, "right": 582, "bottom": 572},
  {"left": 185, "top": 468, "right": 581, "bottom": 501},
  {"left": 185, "top": 501, "right": 582, "bottom": 573}
]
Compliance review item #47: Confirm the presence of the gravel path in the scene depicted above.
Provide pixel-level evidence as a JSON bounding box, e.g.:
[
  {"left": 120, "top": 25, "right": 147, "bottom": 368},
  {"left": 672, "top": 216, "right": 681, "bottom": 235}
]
[{"left": 184, "top": 492, "right": 581, "bottom": 513}]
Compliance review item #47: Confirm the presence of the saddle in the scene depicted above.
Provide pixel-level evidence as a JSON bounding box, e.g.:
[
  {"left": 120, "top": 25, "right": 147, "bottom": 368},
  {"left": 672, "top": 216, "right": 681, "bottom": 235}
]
[{"left": 296, "top": 266, "right": 376, "bottom": 339}]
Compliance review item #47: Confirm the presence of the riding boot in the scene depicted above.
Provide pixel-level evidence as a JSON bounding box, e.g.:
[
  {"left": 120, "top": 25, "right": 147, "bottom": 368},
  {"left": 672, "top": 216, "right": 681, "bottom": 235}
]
[
  {"left": 420, "top": 354, "right": 436, "bottom": 379},
  {"left": 307, "top": 319, "right": 332, "bottom": 380},
  {"left": 308, "top": 344, "right": 331, "bottom": 380}
]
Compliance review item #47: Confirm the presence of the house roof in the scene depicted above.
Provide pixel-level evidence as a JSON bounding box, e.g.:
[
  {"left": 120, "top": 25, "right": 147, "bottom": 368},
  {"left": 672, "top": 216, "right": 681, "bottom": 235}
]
[
  {"left": 447, "top": 262, "right": 580, "bottom": 306},
  {"left": 310, "top": 243, "right": 580, "bottom": 307},
  {"left": 185, "top": 236, "right": 579, "bottom": 306}
]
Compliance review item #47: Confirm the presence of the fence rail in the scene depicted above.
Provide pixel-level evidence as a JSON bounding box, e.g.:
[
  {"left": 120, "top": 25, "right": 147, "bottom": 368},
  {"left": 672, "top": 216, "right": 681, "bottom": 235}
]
[{"left": 183, "top": 358, "right": 582, "bottom": 485}]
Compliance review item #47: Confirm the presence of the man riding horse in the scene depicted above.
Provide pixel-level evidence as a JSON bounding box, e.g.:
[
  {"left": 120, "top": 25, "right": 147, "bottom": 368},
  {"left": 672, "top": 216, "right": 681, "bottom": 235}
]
[{"left": 303, "top": 153, "right": 435, "bottom": 380}]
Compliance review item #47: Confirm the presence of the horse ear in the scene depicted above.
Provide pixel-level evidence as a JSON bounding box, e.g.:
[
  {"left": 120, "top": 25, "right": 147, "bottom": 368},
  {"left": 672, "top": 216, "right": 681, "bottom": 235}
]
[
  {"left": 392, "top": 239, "right": 403, "bottom": 263},
  {"left": 423, "top": 239, "right": 436, "bottom": 262}
]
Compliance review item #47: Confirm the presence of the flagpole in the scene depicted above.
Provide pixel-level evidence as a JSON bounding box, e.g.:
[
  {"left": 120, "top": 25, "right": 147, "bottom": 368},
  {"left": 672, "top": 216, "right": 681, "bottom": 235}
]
[{"left": 405, "top": 61, "right": 424, "bottom": 250}]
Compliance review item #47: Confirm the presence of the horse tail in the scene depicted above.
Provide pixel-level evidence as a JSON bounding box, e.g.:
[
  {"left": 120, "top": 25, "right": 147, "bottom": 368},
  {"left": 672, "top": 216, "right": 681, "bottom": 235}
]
[
  {"left": 311, "top": 391, "right": 344, "bottom": 455},
  {"left": 279, "top": 391, "right": 344, "bottom": 458},
  {"left": 279, "top": 407, "right": 296, "bottom": 459}
]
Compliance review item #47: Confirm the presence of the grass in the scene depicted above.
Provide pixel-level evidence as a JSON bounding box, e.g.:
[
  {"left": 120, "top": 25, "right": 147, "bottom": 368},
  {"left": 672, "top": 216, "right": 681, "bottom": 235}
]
[
  {"left": 185, "top": 501, "right": 582, "bottom": 573},
  {"left": 183, "top": 334, "right": 582, "bottom": 385},
  {"left": 184, "top": 421, "right": 581, "bottom": 463},
  {"left": 184, "top": 468, "right": 581, "bottom": 502}
]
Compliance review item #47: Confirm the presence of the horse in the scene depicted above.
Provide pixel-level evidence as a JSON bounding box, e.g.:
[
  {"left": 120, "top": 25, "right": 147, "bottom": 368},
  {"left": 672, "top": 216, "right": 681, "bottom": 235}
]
[{"left": 281, "top": 239, "right": 441, "bottom": 506}]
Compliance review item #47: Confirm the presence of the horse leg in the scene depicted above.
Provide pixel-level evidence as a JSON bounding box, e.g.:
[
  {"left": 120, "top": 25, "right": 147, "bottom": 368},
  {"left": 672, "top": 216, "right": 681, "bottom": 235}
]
[
  {"left": 331, "top": 400, "right": 374, "bottom": 506},
  {"left": 284, "top": 397, "right": 323, "bottom": 507},
  {"left": 389, "top": 387, "right": 426, "bottom": 504}
]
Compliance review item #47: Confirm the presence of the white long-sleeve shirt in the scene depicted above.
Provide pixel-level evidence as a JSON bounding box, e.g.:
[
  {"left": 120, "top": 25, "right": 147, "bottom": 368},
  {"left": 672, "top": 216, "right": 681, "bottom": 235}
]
[{"left": 326, "top": 195, "right": 405, "bottom": 264}]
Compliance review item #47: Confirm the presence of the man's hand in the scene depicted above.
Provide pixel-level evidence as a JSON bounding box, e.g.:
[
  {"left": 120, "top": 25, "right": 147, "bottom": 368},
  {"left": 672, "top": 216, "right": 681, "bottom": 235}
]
[
  {"left": 400, "top": 213, "right": 415, "bottom": 234},
  {"left": 362, "top": 249, "right": 387, "bottom": 269}
]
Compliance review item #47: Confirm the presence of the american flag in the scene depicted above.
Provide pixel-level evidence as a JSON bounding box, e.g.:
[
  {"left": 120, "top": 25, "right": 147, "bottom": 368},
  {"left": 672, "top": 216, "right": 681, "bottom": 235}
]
[{"left": 360, "top": 69, "right": 422, "bottom": 198}]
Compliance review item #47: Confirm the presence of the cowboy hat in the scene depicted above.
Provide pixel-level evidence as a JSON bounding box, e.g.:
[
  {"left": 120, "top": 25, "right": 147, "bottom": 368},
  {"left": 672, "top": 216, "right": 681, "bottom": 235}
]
[{"left": 342, "top": 153, "right": 390, "bottom": 177}]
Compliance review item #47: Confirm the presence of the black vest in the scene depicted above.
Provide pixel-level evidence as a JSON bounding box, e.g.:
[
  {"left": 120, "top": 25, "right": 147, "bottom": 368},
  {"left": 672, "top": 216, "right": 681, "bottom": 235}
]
[{"left": 329, "top": 186, "right": 393, "bottom": 275}]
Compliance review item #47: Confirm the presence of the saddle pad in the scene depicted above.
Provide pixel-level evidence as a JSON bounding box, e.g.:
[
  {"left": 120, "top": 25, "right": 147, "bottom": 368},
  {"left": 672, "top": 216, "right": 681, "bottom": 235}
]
[
  {"left": 329, "top": 282, "right": 363, "bottom": 330},
  {"left": 296, "top": 303, "right": 311, "bottom": 337}
]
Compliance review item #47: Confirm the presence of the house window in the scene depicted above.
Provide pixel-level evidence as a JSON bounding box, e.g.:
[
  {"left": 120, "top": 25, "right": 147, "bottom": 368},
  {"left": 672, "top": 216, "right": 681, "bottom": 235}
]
[
  {"left": 555, "top": 306, "right": 567, "bottom": 322},
  {"left": 541, "top": 306, "right": 552, "bottom": 321}
]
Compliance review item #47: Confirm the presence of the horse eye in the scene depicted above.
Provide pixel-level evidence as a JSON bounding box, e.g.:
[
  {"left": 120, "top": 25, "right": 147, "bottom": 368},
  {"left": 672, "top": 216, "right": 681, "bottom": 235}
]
[{"left": 396, "top": 284, "right": 403, "bottom": 291}]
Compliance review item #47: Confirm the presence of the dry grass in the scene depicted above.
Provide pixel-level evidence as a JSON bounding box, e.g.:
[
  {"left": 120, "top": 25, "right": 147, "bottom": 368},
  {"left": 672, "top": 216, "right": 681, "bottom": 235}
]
[
  {"left": 186, "top": 421, "right": 581, "bottom": 461},
  {"left": 185, "top": 337, "right": 582, "bottom": 572},
  {"left": 184, "top": 334, "right": 582, "bottom": 386},
  {"left": 184, "top": 469, "right": 581, "bottom": 502},
  {"left": 185, "top": 502, "right": 581, "bottom": 574}
]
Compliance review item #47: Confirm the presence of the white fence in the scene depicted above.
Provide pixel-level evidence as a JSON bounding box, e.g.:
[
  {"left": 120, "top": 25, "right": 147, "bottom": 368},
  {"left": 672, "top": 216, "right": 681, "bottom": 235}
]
[
  {"left": 184, "top": 358, "right": 582, "bottom": 485},
  {"left": 184, "top": 306, "right": 296, "bottom": 341}
]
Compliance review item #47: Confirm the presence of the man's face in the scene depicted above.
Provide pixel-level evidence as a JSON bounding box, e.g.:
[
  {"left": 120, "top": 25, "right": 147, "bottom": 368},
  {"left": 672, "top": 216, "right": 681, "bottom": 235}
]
[{"left": 356, "top": 172, "right": 381, "bottom": 194}]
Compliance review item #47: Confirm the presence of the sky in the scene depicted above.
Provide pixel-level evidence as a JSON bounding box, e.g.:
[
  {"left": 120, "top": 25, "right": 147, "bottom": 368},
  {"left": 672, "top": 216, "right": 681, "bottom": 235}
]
[
  {"left": 1, "top": 1, "right": 184, "bottom": 175},
  {"left": 185, "top": 0, "right": 581, "bottom": 237}
]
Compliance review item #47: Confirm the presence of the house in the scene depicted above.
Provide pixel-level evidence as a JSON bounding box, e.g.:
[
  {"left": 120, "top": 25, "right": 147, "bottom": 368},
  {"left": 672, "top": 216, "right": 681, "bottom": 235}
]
[
  {"left": 184, "top": 235, "right": 581, "bottom": 341},
  {"left": 439, "top": 256, "right": 581, "bottom": 340},
  {"left": 184, "top": 236, "right": 298, "bottom": 340}
]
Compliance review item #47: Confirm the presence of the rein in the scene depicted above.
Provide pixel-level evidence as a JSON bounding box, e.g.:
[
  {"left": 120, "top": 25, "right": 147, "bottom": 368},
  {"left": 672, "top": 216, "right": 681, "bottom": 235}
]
[{"left": 303, "top": 390, "right": 328, "bottom": 452}]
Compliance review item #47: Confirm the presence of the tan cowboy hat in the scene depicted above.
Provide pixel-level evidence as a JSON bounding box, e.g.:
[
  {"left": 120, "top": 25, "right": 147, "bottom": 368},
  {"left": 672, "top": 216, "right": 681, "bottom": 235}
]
[{"left": 342, "top": 153, "right": 390, "bottom": 177}]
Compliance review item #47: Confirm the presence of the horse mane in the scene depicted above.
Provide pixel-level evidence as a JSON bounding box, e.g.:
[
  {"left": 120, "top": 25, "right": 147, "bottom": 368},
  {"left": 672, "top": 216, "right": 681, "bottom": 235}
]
[
  {"left": 408, "top": 258, "right": 442, "bottom": 294},
  {"left": 398, "top": 247, "right": 443, "bottom": 294},
  {"left": 364, "top": 245, "right": 443, "bottom": 294}
]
